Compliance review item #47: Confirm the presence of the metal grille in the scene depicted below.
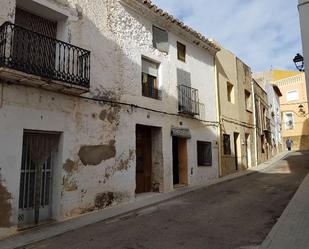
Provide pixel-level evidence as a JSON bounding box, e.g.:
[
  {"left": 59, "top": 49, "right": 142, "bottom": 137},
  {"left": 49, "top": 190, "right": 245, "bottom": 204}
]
[
  {"left": 178, "top": 85, "right": 200, "bottom": 115},
  {"left": 19, "top": 132, "right": 58, "bottom": 211},
  {"left": 15, "top": 8, "right": 57, "bottom": 38},
  {"left": 0, "top": 22, "right": 90, "bottom": 87}
]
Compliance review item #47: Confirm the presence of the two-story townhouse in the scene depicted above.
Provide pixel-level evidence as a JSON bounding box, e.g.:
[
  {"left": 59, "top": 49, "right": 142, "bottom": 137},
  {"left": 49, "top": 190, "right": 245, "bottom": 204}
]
[
  {"left": 0, "top": 0, "right": 220, "bottom": 238},
  {"left": 253, "top": 79, "right": 271, "bottom": 164},
  {"left": 216, "top": 47, "right": 256, "bottom": 176},
  {"left": 253, "top": 71, "right": 283, "bottom": 155}
]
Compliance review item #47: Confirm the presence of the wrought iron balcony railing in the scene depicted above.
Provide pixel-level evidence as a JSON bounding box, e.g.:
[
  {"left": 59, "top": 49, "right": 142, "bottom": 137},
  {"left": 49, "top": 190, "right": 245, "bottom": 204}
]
[
  {"left": 0, "top": 22, "right": 90, "bottom": 88},
  {"left": 178, "top": 85, "right": 200, "bottom": 115},
  {"left": 142, "top": 83, "right": 162, "bottom": 100}
]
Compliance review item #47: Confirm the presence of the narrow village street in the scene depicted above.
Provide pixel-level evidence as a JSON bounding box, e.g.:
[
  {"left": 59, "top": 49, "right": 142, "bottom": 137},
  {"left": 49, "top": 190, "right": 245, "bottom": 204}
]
[{"left": 20, "top": 151, "right": 309, "bottom": 249}]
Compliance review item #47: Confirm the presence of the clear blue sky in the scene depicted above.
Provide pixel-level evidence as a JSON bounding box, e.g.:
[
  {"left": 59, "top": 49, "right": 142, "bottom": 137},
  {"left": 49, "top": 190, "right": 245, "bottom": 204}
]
[{"left": 152, "top": 0, "right": 302, "bottom": 73}]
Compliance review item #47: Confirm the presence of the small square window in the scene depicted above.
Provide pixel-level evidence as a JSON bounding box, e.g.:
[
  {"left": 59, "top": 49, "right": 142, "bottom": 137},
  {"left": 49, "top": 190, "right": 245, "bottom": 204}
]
[
  {"left": 177, "top": 42, "right": 186, "bottom": 62},
  {"left": 197, "top": 141, "right": 212, "bottom": 166},
  {"left": 223, "top": 134, "right": 231, "bottom": 155}
]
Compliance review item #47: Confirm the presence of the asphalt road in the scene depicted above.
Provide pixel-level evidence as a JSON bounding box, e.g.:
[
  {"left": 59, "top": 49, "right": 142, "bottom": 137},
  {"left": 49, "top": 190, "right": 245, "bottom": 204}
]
[{"left": 22, "top": 151, "right": 309, "bottom": 249}]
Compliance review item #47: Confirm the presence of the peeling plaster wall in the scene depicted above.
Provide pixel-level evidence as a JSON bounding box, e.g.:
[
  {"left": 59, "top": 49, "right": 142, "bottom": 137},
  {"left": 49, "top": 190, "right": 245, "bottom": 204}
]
[{"left": 0, "top": 0, "right": 219, "bottom": 237}]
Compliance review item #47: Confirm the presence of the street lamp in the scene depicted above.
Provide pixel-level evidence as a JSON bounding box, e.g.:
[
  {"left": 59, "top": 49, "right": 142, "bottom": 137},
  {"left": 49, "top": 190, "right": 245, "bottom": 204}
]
[{"left": 293, "top": 53, "right": 305, "bottom": 72}]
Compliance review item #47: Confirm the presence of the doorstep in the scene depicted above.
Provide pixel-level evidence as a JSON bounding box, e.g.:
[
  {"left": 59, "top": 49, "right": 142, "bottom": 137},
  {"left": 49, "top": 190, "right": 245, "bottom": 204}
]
[{"left": 0, "top": 151, "right": 290, "bottom": 249}]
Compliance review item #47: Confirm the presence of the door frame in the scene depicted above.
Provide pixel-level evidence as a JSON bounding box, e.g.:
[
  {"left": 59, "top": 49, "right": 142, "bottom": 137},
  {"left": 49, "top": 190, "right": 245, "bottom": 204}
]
[
  {"left": 135, "top": 125, "right": 152, "bottom": 194},
  {"left": 172, "top": 136, "right": 188, "bottom": 186},
  {"left": 18, "top": 130, "right": 60, "bottom": 229}
]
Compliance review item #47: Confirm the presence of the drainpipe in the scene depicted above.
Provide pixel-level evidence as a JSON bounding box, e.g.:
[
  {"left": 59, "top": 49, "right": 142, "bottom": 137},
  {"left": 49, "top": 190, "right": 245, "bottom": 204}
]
[
  {"left": 214, "top": 55, "right": 222, "bottom": 177},
  {"left": 252, "top": 81, "right": 258, "bottom": 167}
]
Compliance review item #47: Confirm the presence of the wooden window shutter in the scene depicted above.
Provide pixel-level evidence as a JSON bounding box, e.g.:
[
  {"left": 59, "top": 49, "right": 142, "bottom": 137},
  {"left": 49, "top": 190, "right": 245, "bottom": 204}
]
[{"left": 153, "top": 26, "right": 169, "bottom": 53}]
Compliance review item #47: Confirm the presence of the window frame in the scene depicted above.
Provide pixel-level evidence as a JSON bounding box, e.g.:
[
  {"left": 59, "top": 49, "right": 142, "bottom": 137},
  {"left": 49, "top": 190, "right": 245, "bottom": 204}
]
[
  {"left": 141, "top": 57, "right": 161, "bottom": 100},
  {"left": 245, "top": 89, "right": 252, "bottom": 111},
  {"left": 223, "top": 134, "right": 231, "bottom": 155},
  {"left": 197, "top": 141, "right": 212, "bottom": 167},
  {"left": 227, "top": 82, "right": 234, "bottom": 103},
  {"left": 152, "top": 25, "right": 169, "bottom": 53},
  {"left": 286, "top": 90, "right": 299, "bottom": 102},
  {"left": 284, "top": 112, "right": 295, "bottom": 130},
  {"left": 177, "top": 41, "right": 186, "bottom": 62}
]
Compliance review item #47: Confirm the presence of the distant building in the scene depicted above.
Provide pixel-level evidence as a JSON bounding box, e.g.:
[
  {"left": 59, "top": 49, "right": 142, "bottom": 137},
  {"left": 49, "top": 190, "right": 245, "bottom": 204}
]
[
  {"left": 273, "top": 72, "right": 309, "bottom": 150},
  {"left": 253, "top": 71, "right": 283, "bottom": 155},
  {"left": 253, "top": 80, "right": 271, "bottom": 164}
]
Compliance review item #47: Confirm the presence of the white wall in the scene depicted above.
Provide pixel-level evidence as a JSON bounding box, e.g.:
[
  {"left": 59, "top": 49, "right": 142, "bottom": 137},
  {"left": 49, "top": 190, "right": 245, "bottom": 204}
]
[
  {"left": 299, "top": 0, "right": 309, "bottom": 102},
  {"left": 0, "top": 0, "right": 219, "bottom": 237}
]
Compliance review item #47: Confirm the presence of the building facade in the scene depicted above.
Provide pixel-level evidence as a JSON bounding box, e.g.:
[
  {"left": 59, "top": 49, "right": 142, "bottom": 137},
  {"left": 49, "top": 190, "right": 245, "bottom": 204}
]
[
  {"left": 273, "top": 72, "right": 309, "bottom": 150},
  {"left": 253, "top": 71, "right": 283, "bottom": 155},
  {"left": 298, "top": 0, "right": 309, "bottom": 99},
  {"left": 253, "top": 80, "right": 271, "bottom": 164},
  {"left": 216, "top": 48, "right": 256, "bottom": 176},
  {"left": 0, "top": 0, "right": 221, "bottom": 238}
]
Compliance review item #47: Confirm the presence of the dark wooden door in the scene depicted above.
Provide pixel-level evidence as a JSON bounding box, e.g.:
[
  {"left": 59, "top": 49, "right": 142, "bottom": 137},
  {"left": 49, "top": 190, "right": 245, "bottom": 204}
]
[
  {"left": 13, "top": 8, "right": 57, "bottom": 75},
  {"left": 172, "top": 137, "right": 179, "bottom": 185},
  {"left": 234, "top": 132, "right": 239, "bottom": 170},
  {"left": 136, "top": 125, "right": 152, "bottom": 194}
]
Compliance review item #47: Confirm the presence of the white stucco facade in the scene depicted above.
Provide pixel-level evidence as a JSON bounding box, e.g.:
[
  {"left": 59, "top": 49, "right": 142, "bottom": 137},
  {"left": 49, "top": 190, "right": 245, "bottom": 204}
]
[
  {"left": 0, "top": 0, "right": 220, "bottom": 238},
  {"left": 299, "top": 0, "right": 309, "bottom": 101}
]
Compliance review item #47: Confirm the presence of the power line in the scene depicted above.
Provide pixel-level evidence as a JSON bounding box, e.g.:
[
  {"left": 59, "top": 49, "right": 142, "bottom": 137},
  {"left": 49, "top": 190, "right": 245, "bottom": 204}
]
[{"left": 74, "top": 94, "right": 220, "bottom": 126}]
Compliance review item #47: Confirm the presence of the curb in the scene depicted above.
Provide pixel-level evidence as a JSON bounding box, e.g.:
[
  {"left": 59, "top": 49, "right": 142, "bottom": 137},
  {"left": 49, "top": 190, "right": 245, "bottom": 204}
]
[
  {"left": 0, "top": 151, "right": 290, "bottom": 249},
  {"left": 260, "top": 157, "right": 309, "bottom": 249}
]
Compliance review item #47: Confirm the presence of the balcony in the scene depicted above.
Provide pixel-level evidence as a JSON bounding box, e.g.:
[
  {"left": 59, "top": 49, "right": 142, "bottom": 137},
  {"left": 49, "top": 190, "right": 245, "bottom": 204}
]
[
  {"left": 142, "top": 83, "right": 162, "bottom": 100},
  {"left": 178, "top": 85, "right": 200, "bottom": 115},
  {"left": 0, "top": 22, "right": 90, "bottom": 94}
]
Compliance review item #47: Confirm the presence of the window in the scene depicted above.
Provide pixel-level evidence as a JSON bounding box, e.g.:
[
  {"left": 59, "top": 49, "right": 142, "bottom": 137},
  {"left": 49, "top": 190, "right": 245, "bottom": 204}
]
[
  {"left": 245, "top": 90, "right": 252, "bottom": 111},
  {"left": 223, "top": 134, "right": 231, "bottom": 155},
  {"left": 141, "top": 58, "right": 160, "bottom": 99},
  {"left": 287, "top": 90, "right": 299, "bottom": 101},
  {"left": 177, "top": 42, "right": 186, "bottom": 62},
  {"left": 153, "top": 26, "right": 169, "bottom": 53},
  {"left": 177, "top": 68, "right": 191, "bottom": 87},
  {"left": 227, "top": 82, "right": 234, "bottom": 103},
  {"left": 197, "top": 141, "right": 212, "bottom": 166},
  {"left": 284, "top": 112, "right": 294, "bottom": 130}
]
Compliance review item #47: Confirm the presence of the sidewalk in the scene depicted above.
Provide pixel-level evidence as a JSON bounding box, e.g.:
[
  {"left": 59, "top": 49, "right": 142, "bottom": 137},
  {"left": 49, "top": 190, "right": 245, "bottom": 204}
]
[
  {"left": 260, "top": 161, "right": 309, "bottom": 249},
  {"left": 0, "top": 151, "right": 289, "bottom": 249}
]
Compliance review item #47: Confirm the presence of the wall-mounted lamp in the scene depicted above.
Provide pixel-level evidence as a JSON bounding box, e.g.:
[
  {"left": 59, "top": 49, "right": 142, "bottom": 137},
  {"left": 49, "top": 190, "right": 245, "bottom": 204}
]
[
  {"left": 293, "top": 53, "right": 305, "bottom": 72},
  {"left": 298, "top": 104, "right": 306, "bottom": 116}
]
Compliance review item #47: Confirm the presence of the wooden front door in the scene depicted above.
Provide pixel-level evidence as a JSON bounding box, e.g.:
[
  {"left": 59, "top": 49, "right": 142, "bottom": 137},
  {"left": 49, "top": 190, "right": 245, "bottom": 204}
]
[{"left": 136, "top": 125, "right": 152, "bottom": 194}]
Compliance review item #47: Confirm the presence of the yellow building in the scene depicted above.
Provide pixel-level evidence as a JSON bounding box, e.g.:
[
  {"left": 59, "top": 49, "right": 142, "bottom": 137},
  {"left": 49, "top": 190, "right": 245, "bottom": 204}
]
[
  {"left": 216, "top": 48, "right": 256, "bottom": 177},
  {"left": 273, "top": 71, "right": 309, "bottom": 150}
]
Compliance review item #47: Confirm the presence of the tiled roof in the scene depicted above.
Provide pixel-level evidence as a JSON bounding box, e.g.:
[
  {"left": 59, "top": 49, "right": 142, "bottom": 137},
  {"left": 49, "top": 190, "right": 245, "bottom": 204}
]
[{"left": 135, "top": 0, "right": 221, "bottom": 52}]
